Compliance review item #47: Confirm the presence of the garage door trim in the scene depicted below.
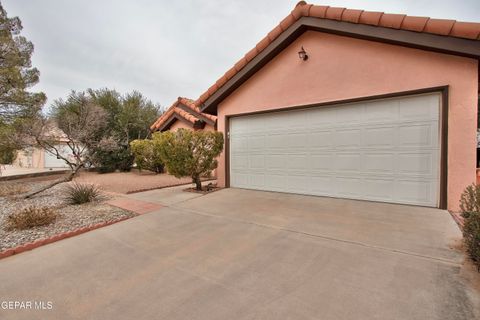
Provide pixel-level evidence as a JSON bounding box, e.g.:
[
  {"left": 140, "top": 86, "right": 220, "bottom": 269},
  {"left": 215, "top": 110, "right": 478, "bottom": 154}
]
[{"left": 225, "top": 85, "right": 448, "bottom": 209}]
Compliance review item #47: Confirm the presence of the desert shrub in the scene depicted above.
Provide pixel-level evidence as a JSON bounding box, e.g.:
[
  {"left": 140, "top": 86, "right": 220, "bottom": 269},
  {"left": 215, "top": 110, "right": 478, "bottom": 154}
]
[
  {"left": 63, "top": 182, "right": 102, "bottom": 205},
  {"left": 463, "top": 211, "right": 480, "bottom": 269},
  {"left": 130, "top": 139, "right": 164, "bottom": 173},
  {"left": 0, "top": 183, "right": 29, "bottom": 197},
  {"left": 154, "top": 129, "right": 223, "bottom": 190},
  {"left": 6, "top": 206, "right": 57, "bottom": 230},
  {"left": 460, "top": 184, "right": 480, "bottom": 270},
  {"left": 89, "top": 137, "right": 134, "bottom": 173},
  {"left": 459, "top": 184, "right": 480, "bottom": 219}
]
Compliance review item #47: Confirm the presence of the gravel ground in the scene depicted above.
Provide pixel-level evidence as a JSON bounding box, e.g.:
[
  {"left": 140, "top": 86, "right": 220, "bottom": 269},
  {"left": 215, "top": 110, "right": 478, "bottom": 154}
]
[
  {"left": 0, "top": 181, "right": 136, "bottom": 252},
  {"left": 73, "top": 170, "right": 203, "bottom": 194}
]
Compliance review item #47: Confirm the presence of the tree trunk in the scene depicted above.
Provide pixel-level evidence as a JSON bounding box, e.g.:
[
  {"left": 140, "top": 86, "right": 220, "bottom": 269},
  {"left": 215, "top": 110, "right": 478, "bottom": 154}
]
[
  {"left": 23, "top": 167, "right": 80, "bottom": 199},
  {"left": 193, "top": 175, "right": 202, "bottom": 191}
]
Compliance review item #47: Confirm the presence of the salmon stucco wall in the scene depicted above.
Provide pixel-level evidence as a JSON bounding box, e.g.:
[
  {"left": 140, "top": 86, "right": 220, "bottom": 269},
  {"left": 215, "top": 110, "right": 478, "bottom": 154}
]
[
  {"left": 215, "top": 31, "right": 478, "bottom": 211},
  {"left": 169, "top": 120, "right": 193, "bottom": 131},
  {"left": 169, "top": 120, "right": 214, "bottom": 132},
  {"left": 13, "top": 148, "right": 45, "bottom": 168}
]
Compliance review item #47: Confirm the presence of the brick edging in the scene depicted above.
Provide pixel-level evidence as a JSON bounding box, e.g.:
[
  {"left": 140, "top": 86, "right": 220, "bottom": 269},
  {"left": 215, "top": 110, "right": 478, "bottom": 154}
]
[{"left": 0, "top": 216, "right": 132, "bottom": 260}]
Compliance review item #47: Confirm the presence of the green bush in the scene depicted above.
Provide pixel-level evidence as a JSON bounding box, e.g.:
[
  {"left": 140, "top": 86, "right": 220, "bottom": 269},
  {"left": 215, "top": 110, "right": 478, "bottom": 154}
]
[
  {"left": 154, "top": 129, "right": 223, "bottom": 190},
  {"left": 90, "top": 137, "right": 134, "bottom": 173},
  {"left": 460, "top": 184, "right": 480, "bottom": 270},
  {"left": 130, "top": 139, "right": 164, "bottom": 173},
  {"left": 63, "top": 182, "right": 102, "bottom": 205},
  {"left": 459, "top": 184, "right": 480, "bottom": 219},
  {"left": 6, "top": 206, "right": 57, "bottom": 230}
]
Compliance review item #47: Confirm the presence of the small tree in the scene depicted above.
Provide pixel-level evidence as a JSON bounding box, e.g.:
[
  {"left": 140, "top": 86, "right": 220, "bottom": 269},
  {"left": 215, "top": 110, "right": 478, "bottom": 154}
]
[
  {"left": 0, "top": 4, "right": 46, "bottom": 174},
  {"left": 155, "top": 129, "right": 223, "bottom": 190},
  {"left": 20, "top": 92, "right": 107, "bottom": 197},
  {"left": 130, "top": 139, "right": 164, "bottom": 173}
]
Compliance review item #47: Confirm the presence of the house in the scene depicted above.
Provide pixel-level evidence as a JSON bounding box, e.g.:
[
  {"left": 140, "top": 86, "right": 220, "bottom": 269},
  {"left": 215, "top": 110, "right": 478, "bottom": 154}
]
[
  {"left": 13, "top": 123, "right": 71, "bottom": 169},
  {"left": 154, "top": 2, "right": 480, "bottom": 211},
  {"left": 151, "top": 97, "right": 217, "bottom": 132}
]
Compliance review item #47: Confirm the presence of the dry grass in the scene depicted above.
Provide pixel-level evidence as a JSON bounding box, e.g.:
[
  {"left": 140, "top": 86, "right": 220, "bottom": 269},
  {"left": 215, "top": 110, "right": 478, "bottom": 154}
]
[
  {"left": 5, "top": 206, "right": 58, "bottom": 230},
  {"left": 0, "top": 183, "right": 30, "bottom": 197}
]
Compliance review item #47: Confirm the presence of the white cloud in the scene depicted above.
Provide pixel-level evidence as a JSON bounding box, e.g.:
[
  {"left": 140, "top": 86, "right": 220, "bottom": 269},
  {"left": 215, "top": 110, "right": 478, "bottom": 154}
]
[{"left": 3, "top": 0, "right": 479, "bottom": 108}]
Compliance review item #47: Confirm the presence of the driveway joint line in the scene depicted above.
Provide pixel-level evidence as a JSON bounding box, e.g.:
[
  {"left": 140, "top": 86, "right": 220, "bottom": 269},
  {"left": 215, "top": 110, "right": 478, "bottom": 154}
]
[{"left": 168, "top": 204, "right": 462, "bottom": 267}]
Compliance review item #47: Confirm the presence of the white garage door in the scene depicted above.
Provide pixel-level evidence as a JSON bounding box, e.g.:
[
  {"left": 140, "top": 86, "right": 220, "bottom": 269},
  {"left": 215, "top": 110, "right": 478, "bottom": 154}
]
[
  {"left": 44, "top": 145, "right": 71, "bottom": 168},
  {"left": 229, "top": 93, "right": 441, "bottom": 207}
]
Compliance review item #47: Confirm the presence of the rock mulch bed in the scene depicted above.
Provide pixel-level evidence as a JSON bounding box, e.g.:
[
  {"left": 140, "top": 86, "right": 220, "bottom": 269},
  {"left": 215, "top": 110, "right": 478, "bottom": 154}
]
[{"left": 0, "top": 181, "right": 136, "bottom": 252}]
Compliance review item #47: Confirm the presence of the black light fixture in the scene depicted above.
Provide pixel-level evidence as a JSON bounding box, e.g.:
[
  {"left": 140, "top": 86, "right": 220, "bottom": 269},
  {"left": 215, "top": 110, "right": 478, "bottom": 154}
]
[{"left": 298, "top": 46, "right": 308, "bottom": 61}]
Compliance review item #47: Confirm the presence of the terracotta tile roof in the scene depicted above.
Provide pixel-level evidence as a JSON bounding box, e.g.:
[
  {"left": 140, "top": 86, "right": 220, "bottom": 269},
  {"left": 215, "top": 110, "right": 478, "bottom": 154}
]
[
  {"left": 150, "top": 97, "right": 217, "bottom": 131},
  {"left": 193, "top": 1, "right": 480, "bottom": 108}
]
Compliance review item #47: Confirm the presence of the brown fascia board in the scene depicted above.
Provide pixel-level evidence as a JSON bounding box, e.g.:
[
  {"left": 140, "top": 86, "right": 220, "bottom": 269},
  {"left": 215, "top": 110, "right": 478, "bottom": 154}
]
[
  {"left": 176, "top": 102, "right": 216, "bottom": 126},
  {"left": 200, "top": 16, "right": 480, "bottom": 114}
]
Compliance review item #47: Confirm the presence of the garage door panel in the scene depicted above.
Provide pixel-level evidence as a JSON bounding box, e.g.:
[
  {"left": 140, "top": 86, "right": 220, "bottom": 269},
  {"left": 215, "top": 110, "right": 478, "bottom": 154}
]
[
  {"left": 286, "top": 175, "right": 309, "bottom": 193},
  {"left": 266, "top": 154, "right": 285, "bottom": 170},
  {"left": 265, "top": 174, "right": 288, "bottom": 191},
  {"left": 248, "top": 134, "right": 265, "bottom": 150},
  {"left": 336, "top": 177, "right": 364, "bottom": 197},
  {"left": 364, "top": 100, "right": 398, "bottom": 121},
  {"left": 397, "top": 153, "right": 437, "bottom": 176},
  {"left": 335, "top": 104, "right": 364, "bottom": 123},
  {"left": 307, "top": 108, "right": 336, "bottom": 126},
  {"left": 363, "top": 178, "right": 394, "bottom": 200},
  {"left": 398, "top": 124, "right": 435, "bottom": 147},
  {"left": 309, "top": 176, "right": 335, "bottom": 195},
  {"left": 363, "top": 153, "right": 395, "bottom": 172},
  {"left": 335, "top": 129, "right": 362, "bottom": 148},
  {"left": 363, "top": 127, "right": 396, "bottom": 147},
  {"left": 307, "top": 130, "right": 333, "bottom": 148},
  {"left": 395, "top": 179, "right": 437, "bottom": 205},
  {"left": 399, "top": 95, "right": 439, "bottom": 120},
  {"left": 230, "top": 93, "right": 441, "bottom": 207},
  {"left": 286, "top": 154, "right": 309, "bottom": 170},
  {"left": 248, "top": 174, "right": 265, "bottom": 188},
  {"left": 335, "top": 153, "right": 362, "bottom": 171},
  {"left": 310, "top": 154, "right": 335, "bottom": 171}
]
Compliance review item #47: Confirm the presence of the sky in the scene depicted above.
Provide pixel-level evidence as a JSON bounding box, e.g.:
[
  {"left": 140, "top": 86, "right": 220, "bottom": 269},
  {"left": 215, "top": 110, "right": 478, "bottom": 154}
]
[{"left": 3, "top": 0, "right": 480, "bottom": 109}]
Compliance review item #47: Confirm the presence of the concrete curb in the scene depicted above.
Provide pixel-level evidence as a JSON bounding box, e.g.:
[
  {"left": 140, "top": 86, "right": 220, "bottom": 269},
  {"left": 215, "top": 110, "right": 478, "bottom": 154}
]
[
  {"left": 0, "top": 170, "right": 69, "bottom": 181},
  {"left": 0, "top": 216, "right": 132, "bottom": 260}
]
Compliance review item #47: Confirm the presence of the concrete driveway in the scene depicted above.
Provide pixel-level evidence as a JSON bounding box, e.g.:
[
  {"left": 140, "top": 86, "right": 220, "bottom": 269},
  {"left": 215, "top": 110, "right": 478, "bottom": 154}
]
[{"left": 0, "top": 187, "right": 478, "bottom": 320}]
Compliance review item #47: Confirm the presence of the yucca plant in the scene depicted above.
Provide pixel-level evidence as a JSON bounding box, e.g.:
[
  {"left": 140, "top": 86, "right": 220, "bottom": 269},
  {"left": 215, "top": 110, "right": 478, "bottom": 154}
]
[{"left": 63, "top": 182, "right": 102, "bottom": 205}]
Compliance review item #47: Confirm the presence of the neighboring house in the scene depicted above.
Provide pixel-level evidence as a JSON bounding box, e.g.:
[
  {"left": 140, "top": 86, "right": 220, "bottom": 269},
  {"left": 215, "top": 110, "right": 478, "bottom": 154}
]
[
  {"left": 13, "top": 124, "right": 71, "bottom": 169},
  {"left": 153, "top": 2, "right": 480, "bottom": 211},
  {"left": 151, "top": 97, "right": 217, "bottom": 132}
]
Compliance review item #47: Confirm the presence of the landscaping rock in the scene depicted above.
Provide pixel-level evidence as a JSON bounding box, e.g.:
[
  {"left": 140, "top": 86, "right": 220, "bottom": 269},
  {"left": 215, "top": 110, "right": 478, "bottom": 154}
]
[{"left": 0, "top": 181, "right": 136, "bottom": 252}]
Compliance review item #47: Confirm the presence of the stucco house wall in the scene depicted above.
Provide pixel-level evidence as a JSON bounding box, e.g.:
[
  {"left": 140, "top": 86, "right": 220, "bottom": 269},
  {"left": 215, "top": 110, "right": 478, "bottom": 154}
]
[
  {"left": 168, "top": 121, "right": 215, "bottom": 132},
  {"left": 216, "top": 31, "right": 479, "bottom": 211},
  {"left": 169, "top": 120, "right": 194, "bottom": 131}
]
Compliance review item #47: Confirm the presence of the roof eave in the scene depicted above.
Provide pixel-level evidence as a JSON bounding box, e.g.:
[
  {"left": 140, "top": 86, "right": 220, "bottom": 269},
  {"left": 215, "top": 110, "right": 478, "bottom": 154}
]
[{"left": 200, "top": 16, "right": 480, "bottom": 114}]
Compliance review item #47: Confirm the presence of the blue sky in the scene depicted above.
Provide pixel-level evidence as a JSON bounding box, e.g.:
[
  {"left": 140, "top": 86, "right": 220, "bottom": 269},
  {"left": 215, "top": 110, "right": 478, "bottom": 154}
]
[{"left": 3, "top": 0, "right": 479, "bottom": 108}]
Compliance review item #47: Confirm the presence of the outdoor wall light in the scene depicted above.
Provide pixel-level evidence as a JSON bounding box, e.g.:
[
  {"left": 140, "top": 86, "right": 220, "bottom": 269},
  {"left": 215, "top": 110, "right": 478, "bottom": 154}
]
[{"left": 298, "top": 46, "right": 308, "bottom": 61}]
